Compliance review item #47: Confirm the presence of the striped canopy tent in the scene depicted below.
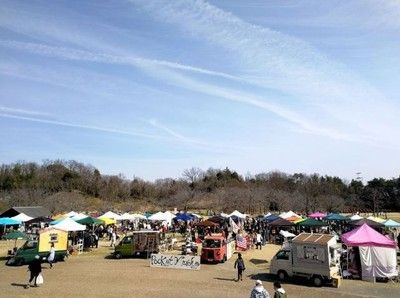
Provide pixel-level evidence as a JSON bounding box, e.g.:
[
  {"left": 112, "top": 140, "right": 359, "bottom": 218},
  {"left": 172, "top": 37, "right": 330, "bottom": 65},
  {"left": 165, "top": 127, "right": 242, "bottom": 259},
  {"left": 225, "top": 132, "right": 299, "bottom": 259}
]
[
  {"left": 293, "top": 218, "right": 306, "bottom": 224},
  {"left": 280, "top": 210, "right": 301, "bottom": 219},
  {"left": 286, "top": 215, "right": 302, "bottom": 222},
  {"left": 296, "top": 218, "right": 328, "bottom": 227}
]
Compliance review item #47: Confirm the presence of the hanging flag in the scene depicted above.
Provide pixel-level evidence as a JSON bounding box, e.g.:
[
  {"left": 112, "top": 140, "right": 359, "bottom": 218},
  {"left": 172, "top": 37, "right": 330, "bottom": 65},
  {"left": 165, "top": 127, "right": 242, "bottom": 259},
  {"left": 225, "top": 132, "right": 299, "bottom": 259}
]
[{"left": 236, "top": 234, "right": 247, "bottom": 249}]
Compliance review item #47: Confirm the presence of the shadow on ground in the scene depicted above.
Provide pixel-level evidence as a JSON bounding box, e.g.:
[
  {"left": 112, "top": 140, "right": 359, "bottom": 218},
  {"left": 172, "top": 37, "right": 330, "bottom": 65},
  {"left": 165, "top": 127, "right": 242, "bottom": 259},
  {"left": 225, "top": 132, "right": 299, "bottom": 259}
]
[
  {"left": 249, "top": 258, "right": 268, "bottom": 265},
  {"left": 213, "top": 277, "right": 237, "bottom": 282},
  {"left": 11, "top": 283, "right": 28, "bottom": 288}
]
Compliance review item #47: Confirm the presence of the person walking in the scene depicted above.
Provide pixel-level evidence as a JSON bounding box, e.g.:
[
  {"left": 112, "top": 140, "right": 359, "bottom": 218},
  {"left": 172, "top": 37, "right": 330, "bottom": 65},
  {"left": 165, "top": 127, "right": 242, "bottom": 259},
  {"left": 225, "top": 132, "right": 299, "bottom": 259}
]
[
  {"left": 26, "top": 255, "right": 42, "bottom": 288},
  {"left": 256, "top": 232, "right": 263, "bottom": 250},
  {"left": 234, "top": 253, "right": 245, "bottom": 281},
  {"left": 47, "top": 243, "right": 55, "bottom": 268},
  {"left": 250, "top": 280, "right": 270, "bottom": 298},
  {"left": 273, "top": 281, "right": 287, "bottom": 298}
]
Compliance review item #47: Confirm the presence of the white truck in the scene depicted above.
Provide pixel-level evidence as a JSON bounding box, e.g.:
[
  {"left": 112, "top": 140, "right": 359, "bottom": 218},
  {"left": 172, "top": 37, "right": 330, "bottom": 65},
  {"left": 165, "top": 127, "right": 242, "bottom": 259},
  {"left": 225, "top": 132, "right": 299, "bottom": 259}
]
[{"left": 270, "top": 233, "right": 341, "bottom": 287}]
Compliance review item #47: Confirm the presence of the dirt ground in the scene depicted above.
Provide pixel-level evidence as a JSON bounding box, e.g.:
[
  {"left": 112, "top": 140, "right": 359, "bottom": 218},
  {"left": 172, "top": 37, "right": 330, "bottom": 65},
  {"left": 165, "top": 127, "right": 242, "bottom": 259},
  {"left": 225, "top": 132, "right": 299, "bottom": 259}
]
[{"left": 1, "top": 239, "right": 399, "bottom": 298}]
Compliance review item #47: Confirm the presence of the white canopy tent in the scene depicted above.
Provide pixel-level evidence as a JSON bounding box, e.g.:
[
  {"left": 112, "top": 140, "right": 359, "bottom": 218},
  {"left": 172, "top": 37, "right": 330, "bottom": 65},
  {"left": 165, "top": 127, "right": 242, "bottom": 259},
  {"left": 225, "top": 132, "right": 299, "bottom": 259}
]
[
  {"left": 65, "top": 211, "right": 78, "bottom": 218},
  {"left": 148, "top": 211, "right": 176, "bottom": 226},
  {"left": 350, "top": 214, "right": 363, "bottom": 220},
  {"left": 52, "top": 218, "right": 86, "bottom": 231},
  {"left": 100, "top": 211, "right": 122, "bottom": 220},
  {"left": 71, "top": 213, "right": 88, "bottom": 221},
  {"left": 11, "top": 212, "right": 34, "bottom": 222},
  {"left": 279, "top": 210, "right": 300, "bottom": 219},
  {"left": 132, "top": 213, "right": 146, "bottom": 219},
  {"left": 228, "top": 210, "right": 247, "bottom": 219},
  {"left": 119, "top": 213, "right": 136, "bottom": 221}
]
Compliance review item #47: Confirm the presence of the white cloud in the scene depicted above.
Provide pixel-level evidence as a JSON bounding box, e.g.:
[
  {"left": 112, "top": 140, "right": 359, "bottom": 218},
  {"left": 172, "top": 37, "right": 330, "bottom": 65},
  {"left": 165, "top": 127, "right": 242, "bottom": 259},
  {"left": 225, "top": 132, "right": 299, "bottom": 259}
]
[{"left": 130, "top": 0, "right": 400, "bottom": 147}]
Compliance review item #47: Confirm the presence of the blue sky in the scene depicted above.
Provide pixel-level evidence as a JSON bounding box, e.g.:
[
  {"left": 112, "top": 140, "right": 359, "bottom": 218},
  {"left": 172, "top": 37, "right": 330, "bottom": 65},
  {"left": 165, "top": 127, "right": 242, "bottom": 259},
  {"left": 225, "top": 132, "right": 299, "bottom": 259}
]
[{"left": 0, "top": 0, "right": 399, "bottom": 182}]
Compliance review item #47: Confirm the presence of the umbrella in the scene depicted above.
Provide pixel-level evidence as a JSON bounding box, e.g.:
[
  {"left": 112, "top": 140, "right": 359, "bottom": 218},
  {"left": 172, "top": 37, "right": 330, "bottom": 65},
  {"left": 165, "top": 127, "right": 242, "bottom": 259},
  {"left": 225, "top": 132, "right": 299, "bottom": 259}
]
[{"left": 2, "top": 230, "right": 30, "bottom": 248}]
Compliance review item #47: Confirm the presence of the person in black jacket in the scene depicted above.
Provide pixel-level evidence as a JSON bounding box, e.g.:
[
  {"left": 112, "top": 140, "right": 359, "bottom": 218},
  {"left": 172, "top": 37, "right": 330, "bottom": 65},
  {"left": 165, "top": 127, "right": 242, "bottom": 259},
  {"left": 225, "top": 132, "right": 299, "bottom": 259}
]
[{"left": 26, "top": 255, "right": 42, "bottom": 288}]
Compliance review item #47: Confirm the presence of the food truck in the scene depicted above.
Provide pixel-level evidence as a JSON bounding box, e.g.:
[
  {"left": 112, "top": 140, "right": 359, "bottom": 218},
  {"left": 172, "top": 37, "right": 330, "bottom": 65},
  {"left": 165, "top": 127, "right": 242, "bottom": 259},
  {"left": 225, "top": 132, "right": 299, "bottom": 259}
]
[
  {"left": 114, "top": 230, "right": 160, "bottom": 259},
  {"left": 8, "top": 227, "right": 68, "bottom": 266},
  {"left": 200, "top": 234, "right": 234, "bottom": 263},
  {"left": 270, "top": 233, "right": 341, "bottom": 287}
]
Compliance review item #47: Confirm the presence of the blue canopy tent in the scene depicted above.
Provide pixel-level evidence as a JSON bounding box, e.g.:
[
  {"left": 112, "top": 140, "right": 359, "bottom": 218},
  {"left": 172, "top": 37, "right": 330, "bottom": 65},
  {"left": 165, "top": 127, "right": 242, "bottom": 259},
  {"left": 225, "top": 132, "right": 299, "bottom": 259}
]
[
  {"left": 325, "top": 213, "right": 350, "bottom": 221},
  {"left": 383, "top": 219, "right": 400, "bottom": 227},
  {"left": 263, "top": 214, "right": 280, "bottom": 222},
  {"left": 0, "top": 218, "right": 21, "bottom": 225},
  {"left": 174, "top": 213, "right": 194, "bottom": 221}
]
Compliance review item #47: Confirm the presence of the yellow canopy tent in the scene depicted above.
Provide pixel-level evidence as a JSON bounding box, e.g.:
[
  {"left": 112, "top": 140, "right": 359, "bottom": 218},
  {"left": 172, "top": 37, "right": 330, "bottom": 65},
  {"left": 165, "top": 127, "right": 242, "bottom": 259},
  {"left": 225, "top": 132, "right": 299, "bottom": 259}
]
[{"left": 97, "top": 217, "right": 116, "bottom": 225}]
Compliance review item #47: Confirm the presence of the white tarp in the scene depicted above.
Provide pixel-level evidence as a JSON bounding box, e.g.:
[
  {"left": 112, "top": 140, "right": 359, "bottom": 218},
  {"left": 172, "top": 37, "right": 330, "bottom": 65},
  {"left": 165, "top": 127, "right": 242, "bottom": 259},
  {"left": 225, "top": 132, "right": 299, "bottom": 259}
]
[{"left": 359, "top": 246, "right": 398, "bottom": 280}]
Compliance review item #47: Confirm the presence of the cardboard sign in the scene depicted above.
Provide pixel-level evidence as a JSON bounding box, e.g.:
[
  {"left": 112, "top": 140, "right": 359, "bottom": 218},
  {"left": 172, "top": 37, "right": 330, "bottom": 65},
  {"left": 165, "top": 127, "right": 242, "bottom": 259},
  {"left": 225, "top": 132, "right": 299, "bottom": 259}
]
[{"left": 150, "top": 254, "right": 201, "bottom": 270}]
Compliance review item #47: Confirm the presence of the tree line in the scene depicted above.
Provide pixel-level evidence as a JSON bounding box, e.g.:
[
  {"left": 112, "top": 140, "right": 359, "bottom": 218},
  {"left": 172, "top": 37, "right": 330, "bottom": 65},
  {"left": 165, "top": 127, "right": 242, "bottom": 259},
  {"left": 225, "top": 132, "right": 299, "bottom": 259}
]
[{"left": 0, "top": 160, "right": 399, "bottom": 215}]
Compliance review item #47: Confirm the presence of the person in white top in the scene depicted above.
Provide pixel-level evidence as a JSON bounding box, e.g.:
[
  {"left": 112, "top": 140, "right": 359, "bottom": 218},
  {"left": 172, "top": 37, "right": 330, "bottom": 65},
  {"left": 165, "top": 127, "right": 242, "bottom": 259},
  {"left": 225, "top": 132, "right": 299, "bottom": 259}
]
[
  {"left": 256, "top": 232, "right": 263, "bottom": 250},
  {"left": 47, "top": 243, "right": 55, "bottom": 268}
]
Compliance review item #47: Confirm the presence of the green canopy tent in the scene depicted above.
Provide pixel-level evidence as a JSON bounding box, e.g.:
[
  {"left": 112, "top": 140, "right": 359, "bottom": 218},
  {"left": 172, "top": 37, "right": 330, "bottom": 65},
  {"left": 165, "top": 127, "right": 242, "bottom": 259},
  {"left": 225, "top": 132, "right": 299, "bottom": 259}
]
[
  {"left": 2, "top": 230, "right": 30, "bottom": 251},
  {"left": 296, "top": 218, "right": 328, "bottom": 227},
  {"left": 76, "top": 216, "right": 105, "bottom": 225}
]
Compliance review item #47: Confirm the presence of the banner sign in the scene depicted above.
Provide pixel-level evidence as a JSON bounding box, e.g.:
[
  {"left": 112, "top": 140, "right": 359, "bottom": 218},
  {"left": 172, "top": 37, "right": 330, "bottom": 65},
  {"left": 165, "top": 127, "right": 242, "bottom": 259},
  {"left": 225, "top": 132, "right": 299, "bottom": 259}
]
[{"left": 150, "top": 254, "right": 201, "bottom": 270}]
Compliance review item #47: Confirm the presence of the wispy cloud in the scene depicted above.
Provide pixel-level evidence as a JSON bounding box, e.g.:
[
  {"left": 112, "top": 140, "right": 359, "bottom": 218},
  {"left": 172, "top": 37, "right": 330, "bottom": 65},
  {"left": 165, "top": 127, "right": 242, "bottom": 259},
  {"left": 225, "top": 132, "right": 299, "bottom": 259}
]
[
  {"left": 0, "top": 113, "right": 164, "bottom": 140},
  {"left": 130, "top": 0, "right": 399, "bottom": 146},
  {"left": 0, "top": 106, "right": 50, "bottom": 117}
]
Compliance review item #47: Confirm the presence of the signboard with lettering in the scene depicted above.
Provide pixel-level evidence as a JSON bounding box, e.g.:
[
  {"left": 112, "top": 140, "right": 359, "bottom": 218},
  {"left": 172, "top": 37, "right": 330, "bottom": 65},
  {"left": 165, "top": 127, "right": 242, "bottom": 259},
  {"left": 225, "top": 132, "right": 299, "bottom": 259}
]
[{"left": 150, "top": 254, "right": 201, "bottom": 270}]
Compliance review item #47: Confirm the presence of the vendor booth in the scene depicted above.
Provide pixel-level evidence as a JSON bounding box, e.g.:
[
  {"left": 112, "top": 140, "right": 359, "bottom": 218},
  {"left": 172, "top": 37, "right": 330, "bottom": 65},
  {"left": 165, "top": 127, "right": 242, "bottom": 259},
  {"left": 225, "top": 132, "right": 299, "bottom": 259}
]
[{"left": 341, "top": 223, "right": 398, "bottom": 281}]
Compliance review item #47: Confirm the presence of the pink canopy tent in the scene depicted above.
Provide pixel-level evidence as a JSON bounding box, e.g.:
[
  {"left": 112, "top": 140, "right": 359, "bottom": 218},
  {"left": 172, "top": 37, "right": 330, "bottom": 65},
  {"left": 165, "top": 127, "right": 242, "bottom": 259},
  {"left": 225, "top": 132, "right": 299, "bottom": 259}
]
[
  {"left": 308, "top": 211, "right": 327, "bottom": 219},
  {"left": 341, "top": 223, "right": 396, "bottom": 248},
  {"left": 341, "top": 224, "right": 398, "bottom": 280}
]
